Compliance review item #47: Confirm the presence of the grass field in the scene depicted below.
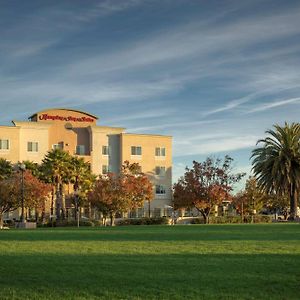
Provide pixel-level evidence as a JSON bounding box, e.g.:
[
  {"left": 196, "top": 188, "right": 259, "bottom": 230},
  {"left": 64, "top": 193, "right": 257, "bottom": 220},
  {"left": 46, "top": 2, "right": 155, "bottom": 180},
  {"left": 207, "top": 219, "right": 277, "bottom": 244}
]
[{"left": 0, "top": 224, "right": 299, "bottom": 300}]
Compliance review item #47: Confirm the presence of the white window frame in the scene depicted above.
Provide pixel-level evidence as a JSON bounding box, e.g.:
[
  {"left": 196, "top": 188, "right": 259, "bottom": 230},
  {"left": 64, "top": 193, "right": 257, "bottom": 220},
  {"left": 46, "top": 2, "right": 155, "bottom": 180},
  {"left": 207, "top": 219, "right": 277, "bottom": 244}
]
[
  {"left": 155, "top": 147, "right": 166, "bottom": 158},
  {"left": 76, "top": 145, "right": 85, "bottom": 155},
  {"left": 131, "top": 146, "right": 142, "bottom": 156},
  {"left": 102, "top": 145, "right": 109, "bottom": 156},
  {"left": 0, "top": 139, "right": 9, "bottom": 151},
  {"left": 155, "top": 166, "right": 166, "bottom": 177},
  {"left": 52, "top": 143, "right": 63, "bottom": 150},
  {"left": 27, "top": 141, "right": 38, "bottom": 152},
  {"left": 155, "top": 185, "right": 166, "bottom": 195}
]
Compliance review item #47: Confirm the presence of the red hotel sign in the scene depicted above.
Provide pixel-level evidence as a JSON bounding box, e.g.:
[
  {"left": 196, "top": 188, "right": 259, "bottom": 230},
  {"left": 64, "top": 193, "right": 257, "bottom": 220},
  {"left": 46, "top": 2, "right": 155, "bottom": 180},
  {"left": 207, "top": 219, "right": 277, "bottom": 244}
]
[{"left": 39, "top": 114, "right": 94, "bottom": 123}]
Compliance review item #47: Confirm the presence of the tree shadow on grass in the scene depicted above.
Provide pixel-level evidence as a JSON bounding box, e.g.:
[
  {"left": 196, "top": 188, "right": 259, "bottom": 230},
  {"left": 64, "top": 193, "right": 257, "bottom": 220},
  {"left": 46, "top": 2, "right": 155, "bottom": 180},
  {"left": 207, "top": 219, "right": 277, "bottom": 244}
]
[{"left": 0, "top": 252, "right": 299, "bottom": 300}]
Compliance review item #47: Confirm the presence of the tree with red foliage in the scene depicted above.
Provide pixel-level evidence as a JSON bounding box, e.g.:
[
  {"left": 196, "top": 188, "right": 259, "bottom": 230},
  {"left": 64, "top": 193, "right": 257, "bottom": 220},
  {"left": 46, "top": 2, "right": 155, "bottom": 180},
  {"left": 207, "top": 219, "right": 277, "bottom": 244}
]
[
  {"left": 0, "top": 170, "right": 51, "bottom": 226},
  {"left": 121, "top": 161, "right": 153, "bottom": 210},
  {"left": 173, "top": 156, "right": 245, "bottom": 224},
  {"left": 21, "top": 170, "right": 52, "bottom": 220},
  {"left": 89, "top": 173, "right": 129, "bottom": 225},
  {"left": 89, "top": 161, "right": 153, "bottom": 225},
  {"left": 0, "top": 178, "right": 19, "bottom": 228}
]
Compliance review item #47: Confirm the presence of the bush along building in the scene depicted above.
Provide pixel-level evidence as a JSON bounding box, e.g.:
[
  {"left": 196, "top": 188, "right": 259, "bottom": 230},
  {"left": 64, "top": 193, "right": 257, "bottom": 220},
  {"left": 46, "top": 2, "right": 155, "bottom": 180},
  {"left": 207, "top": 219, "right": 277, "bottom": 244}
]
[{"left": 0, "top": 108, "right": 172, "bottom": 221}]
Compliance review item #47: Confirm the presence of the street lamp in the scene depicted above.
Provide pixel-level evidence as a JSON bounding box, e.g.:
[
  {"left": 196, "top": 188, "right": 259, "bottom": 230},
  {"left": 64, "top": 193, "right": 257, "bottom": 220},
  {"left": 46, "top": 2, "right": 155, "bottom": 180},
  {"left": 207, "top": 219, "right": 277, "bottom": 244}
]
[
  {"left": 19, "top": 163, "right": 26, "bottom": 223},
  {"left": 74, "top": 183, "right": 80, "bottom": 228}
]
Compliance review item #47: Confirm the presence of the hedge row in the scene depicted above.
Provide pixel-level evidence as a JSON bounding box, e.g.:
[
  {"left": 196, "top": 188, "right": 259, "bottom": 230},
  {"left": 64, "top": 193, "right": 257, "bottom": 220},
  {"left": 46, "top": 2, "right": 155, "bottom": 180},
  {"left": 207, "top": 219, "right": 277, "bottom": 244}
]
[
  {"left": 117, "top": 217, "right": 170, "bottom": 226},
  {"left": 38, "top": 220, "right": 95, "bottom": 227},
  {"left": 190, "top": 215, "right": 273, "bottom": 224}
]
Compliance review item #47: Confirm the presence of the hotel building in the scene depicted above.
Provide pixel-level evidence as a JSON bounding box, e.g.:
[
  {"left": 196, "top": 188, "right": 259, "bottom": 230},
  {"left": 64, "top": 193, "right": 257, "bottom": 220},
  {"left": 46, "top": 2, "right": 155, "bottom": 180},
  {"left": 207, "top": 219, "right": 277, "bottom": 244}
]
[{"left": 0, "top": 108, "right": 172, "bottom": 218}]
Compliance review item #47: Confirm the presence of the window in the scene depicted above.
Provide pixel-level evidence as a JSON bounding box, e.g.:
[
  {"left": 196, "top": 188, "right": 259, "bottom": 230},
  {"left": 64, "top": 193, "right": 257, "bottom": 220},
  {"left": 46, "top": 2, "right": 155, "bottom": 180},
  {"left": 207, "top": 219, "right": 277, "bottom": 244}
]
[
  {"left": 131, "top": 146, "right": 142, "bottom": 155},
  {"left": 76, "top": 145, "right": 85, "bottom": 155},
  {"left": 52, "top": 143, "right": 63, "bottom": 150},
  {"left": 155, "top": 147, "right": 166, "bottom": 156},
  {"left": 102, "top": 165, "right": 110, "bottom": 174},
  {"left": 155, "top": 166, "right": 166, "bottom": 176},
  {"left": 155, "top": 185, "right": 166, "bottom": 195},
  {"left": 27, "top": 142, "right": 38, "bottom": 152},
  {"left": 0, "top": 139, "right": 9, "bottom": 150},
  {"left": 102, "top": 145, "right": 109, "bottom": 155}
]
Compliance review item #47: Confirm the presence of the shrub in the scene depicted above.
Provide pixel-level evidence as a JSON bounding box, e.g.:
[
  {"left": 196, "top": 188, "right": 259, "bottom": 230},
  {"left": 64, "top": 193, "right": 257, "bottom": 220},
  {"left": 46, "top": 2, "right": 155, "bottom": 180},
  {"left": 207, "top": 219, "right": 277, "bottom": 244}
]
[
  {"left": 190, "top": 215, "right": 273, "bottom": 224},
  {"left": 38, "top": 220, "right": 95, "bottom": 227},
  {"left": 117, "top": 217, "right": 169, "bottom": 226},
  {"left": 3, "top": 219, "right": 15, "bottom": 228}
]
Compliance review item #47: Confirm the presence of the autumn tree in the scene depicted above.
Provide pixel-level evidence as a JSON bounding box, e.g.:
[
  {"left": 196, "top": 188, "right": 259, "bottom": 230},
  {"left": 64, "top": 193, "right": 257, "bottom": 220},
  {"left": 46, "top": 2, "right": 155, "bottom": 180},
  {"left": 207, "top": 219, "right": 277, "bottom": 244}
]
[
  {"left": 0, "top": 178, "right": 19, "bottom": 228},
  {"left": 173, "top": 156, "right": 245, "bottom": 224},
  {"left": 121, "top": 161, "right": 153, "bottom": 210},
  {"left": 89, "top": 173, "right": 129, "bottom": 225},
  {"left": 20, "top": 170, "right": 52, "bottom": 220},
  {"left": 0, "top": 171, "right": 50, "bottom": 226},
  {"left": 89, "top": 161, "right": 153, "bottom": 225}
]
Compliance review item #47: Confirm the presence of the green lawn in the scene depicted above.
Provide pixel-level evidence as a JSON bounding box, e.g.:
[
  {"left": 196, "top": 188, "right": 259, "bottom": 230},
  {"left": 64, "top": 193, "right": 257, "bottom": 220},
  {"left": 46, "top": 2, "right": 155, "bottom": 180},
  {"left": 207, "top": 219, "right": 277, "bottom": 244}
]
[{"left": 0, "top": 224, "right": 299, "bottom": 300}]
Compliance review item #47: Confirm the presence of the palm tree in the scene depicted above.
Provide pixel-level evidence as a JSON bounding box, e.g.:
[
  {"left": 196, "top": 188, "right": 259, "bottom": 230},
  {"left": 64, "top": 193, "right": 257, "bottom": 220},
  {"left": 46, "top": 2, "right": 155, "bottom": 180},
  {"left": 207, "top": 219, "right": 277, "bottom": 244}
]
[
  {"left": 69, "top": 156, "right": 95, "bottom": 220},
  {"left": 40, "top": 149, "right": 73, "bottom": 220},
  {"left": 22, "top": 160, "right": 40, "bottom": 178},
  {"left": 251, "top": 123, "right": 300, "bottom": 219},
  {"left": 0, "top": 158, "right": 13, "bottom": 180}
]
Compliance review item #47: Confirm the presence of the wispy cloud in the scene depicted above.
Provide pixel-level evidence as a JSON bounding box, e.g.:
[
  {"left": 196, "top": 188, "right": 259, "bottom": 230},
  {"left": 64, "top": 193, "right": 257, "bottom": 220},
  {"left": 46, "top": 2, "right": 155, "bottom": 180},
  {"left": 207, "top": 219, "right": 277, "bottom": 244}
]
[
  {"left": 74, "top": 0, "right": 143, "bottom": 22},
  {"left": 202, "top": 93, "right": 257, "bottom": 116},
  {"left": 173, "top": 135, "right": 260, "bottom": 157},
  {"left": 247, "top": 97, "right": 300, "bottom": 113},
  {"left": 128, "top": 119, "right": 221, "bottom": 133},
  {"left": 0, "top": 0, "right": 300, "bottom": 179}
]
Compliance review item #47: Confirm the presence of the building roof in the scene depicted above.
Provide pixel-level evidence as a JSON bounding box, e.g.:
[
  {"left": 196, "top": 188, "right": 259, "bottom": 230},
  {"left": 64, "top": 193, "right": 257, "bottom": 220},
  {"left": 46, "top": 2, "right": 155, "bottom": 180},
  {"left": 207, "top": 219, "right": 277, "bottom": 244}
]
[{"left": 28, "top": 108, "right": 98, "bottom": 120}]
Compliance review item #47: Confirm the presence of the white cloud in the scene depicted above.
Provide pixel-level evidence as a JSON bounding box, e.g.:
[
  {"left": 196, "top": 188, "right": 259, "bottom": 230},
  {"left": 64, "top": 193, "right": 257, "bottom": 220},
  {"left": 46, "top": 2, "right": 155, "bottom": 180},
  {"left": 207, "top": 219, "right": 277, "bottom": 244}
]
[
  {"left": 173, "top": 135, "right": 260, "bottom": 157},
  {"left": 247, "top": 97, "right": 300, "bottom": 113},
  {"left": 128, "top": 119, "right": 221, "bottom": 133}
]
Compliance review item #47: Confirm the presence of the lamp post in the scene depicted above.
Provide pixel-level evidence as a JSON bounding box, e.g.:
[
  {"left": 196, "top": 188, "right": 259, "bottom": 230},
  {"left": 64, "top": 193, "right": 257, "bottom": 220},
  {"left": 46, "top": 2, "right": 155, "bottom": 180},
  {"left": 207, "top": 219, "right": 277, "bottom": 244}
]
[
  {"left": 74, "top": 182, "right": 80, "bottom": 228},
  {"left": 19, "top": 163, "right": 26, "bottom": 223}
]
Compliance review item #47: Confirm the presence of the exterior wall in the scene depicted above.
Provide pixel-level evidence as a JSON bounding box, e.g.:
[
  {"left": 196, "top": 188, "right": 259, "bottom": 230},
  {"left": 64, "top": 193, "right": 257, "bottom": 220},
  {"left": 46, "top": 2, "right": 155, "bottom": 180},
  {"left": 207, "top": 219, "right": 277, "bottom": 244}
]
[
  {"left": 13, "top": 122, "right": 50, "bottom": 163},
  {"left": 120, "top": 133, "right": 172, "bottom": 210},
  {"left": 30, "top": 109, "right": 97, "bottom": 160},
  {"left": 89, "top": 126, "right": 124, "bottom": 175},
  {"left": 0, "top": 126, "right": 20, "bottom": 162}
]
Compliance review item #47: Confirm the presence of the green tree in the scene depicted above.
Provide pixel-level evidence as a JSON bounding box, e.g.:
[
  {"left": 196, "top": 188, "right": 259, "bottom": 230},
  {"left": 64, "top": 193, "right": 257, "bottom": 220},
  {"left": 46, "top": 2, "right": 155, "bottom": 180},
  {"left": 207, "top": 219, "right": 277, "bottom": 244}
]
[
  {"left": 22, "top": 160, "right": 41, "bottom": 178},
  {"left": 0, "top": 158, "right": 13, "bottom": 180},
  {"left": 68, "top": 156, "right": 95, "bottom": 220},
  {"left": 251, "top": 123, "right": 300, "bottom": 219},
  {"left": 233, "top": 177, "right": 265, "bottom": 220},
  {"left": 40, "top": 149, "right": 73, "bottom": 219}
]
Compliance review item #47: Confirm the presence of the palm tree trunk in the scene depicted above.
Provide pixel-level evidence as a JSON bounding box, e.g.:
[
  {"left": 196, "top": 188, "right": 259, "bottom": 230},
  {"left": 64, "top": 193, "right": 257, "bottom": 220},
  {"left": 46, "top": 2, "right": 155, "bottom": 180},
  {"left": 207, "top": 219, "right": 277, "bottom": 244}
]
[
  {"left": 61, "top": 184, "right": 65, "bottom": 220},
  {"left": 0, "top": 213, "right": 3, "bottom": 229},
  {"left": 289, "top": 184, "right": 298, "bottom": 220}
]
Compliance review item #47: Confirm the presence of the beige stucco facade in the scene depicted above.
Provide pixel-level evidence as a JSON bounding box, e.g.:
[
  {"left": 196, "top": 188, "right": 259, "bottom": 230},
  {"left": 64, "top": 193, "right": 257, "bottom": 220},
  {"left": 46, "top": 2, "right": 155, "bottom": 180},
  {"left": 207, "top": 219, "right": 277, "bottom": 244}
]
[{"left": 0, "top": 108, "right": 172, "bottom": 217}]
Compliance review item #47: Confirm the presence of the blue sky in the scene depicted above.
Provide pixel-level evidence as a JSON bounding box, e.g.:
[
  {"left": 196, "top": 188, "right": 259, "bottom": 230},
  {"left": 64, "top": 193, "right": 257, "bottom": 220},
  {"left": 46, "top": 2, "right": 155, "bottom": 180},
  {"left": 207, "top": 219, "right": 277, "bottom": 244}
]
[{"left": 1, "top": 0, "right": 300, "bottom": 190}]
